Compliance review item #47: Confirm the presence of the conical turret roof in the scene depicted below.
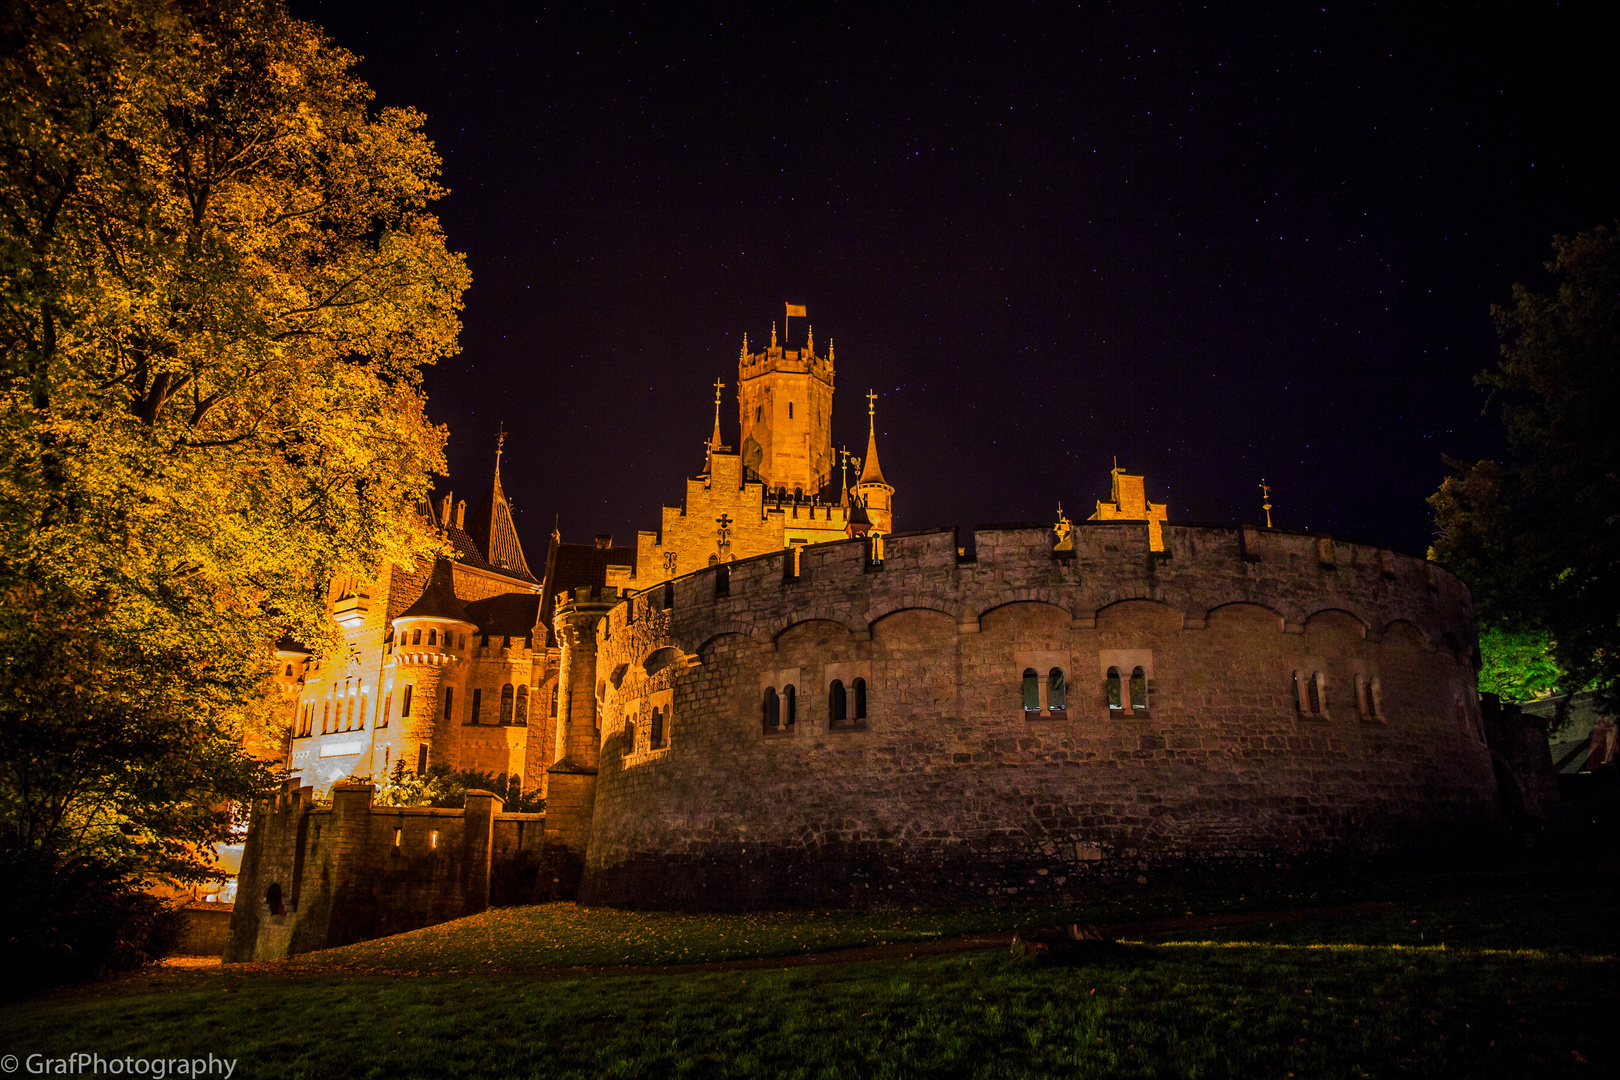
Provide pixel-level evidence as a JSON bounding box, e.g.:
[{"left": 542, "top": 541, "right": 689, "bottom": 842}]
[
  {"left": 395, "top": 558, "right": 471, "bottom": 624},
  {"left": 857, "top": 398, "right": 888, "bottom": 487}
]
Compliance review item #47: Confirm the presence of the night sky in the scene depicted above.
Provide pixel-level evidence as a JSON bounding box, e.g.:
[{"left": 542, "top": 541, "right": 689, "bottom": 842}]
[{"left": 290, "top": 1, "right": 1617, "bottom": 560}]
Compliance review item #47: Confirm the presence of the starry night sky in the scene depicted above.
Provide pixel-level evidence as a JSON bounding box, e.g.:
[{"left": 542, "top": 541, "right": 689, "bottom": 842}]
[{"left": 290, "top": 1, "right": 1617, "bottom": 560}]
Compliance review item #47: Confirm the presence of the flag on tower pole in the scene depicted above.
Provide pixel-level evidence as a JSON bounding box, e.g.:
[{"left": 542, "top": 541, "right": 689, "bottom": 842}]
[{"left": 785, "top": 303, "right": 807, "bottom": 319}]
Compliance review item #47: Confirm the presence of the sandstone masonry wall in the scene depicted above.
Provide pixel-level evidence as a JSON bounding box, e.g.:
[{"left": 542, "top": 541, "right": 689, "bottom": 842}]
[{"left": 577, "top": 522, "right": 1500, "bottom": 909}]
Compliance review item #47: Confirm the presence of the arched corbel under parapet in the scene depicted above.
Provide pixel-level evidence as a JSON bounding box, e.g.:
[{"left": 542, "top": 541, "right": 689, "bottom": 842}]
[
  {"left": 1202, "top": 601, "right": 1288, "bottom": 634},
  {"left": 1376, "top": 618, "right": 1435, "bottom": 653},
  {"left": 975, "top": 597, "right": 1078, "bottom": 634},
  {"left": 1302, "top": 607, "right": 1374, "bottom": 640},
  {"left": 770, "top": 612, "right": 860, "bottom": 648},
  {"left": 685, "top": 624, "right": 771, "bottom": 661},
  {"left": 865, "top": 605, "right": 961, "bottom": 642}
]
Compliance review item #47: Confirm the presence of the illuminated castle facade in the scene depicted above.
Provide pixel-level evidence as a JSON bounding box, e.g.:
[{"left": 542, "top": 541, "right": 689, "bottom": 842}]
[
  {"left": 276, "top": 311, "right": 894, "bottom": 797},
  {"left": 230, "top": 307, "right": 1548, "bottom": 962}
]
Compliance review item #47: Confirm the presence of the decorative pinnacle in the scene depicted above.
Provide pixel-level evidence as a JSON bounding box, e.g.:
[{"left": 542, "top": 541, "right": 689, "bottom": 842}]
[
  {"left": 866, "top": 389, "right": 878, "bottom": 423},
  {"left": 1259, "top": 479, "right": 1273, "bottom": 529},
  {"left": 771, "top": 322, "right": 777, "bottom": 348}
]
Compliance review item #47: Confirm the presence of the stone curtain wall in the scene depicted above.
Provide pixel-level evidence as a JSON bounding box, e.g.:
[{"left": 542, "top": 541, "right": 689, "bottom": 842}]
[
  {"left": 578, "top": 522, "right": 1498, "bottom": 909},
  {"left": 226, "top": 781, "right": 549, "bottom": 961}
]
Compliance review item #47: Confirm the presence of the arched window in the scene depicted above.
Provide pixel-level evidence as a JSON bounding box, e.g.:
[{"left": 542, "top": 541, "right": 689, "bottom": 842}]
[
  {"left": 1106, "top": 667, "right": 1122, "bottom": 711},
  {"left": 411, "top": 627, "right": 421, "bottom": 645},
  {"left": 1308, "top": 672, "right": 1322, "bottom": 715},
  {"left": 763, "top": 687, "right": 781, "bottom": 731},
  {"left": 1022, "top": 669, "right": 1040, "bottom": 712},
  {"left": 1370, "top": 678, "right": 1384, "bottom": 719},
  {"left": 853, "top": 678, "right": 867, "bottom": 720},
  {"left": 709, "top": 554, "right": 718, "bottom": 566},
  {"left": 321, "top": 701, "right": 331, "bottom": 733},
  {"left": 651, "top": 707, "right": 664, "bottom": 748},
  {"left": 829, "top": 679, "right": 847, "bottom": 725},
  {"left": 624, "top": 718, "right": 636, "bottom": 755},
  {"left": 265, "top": 882, "right": 285, "bottom": 917},
  {"left": 428, "top": 628, "right": 437, "bottom": 646},
  {"left": 794, "top": 487, "right": 804, "bottom": 503},
  {"left": 1130, "top": 667, "right": 1148, "bottom": 712},
  {"left": 358, "top": 694, "right": 367, "bottom": 730},
  {"left": 380, "top": 692, "right": 391, "bottom": 729},
  {"left": 1048, "top": 669, "right": 1066, "bottom": 711},
  {"left": 788, "top": 401, "right": 794, "bottom": 419},
  {"left": 784, "top": 685, "right": 796, "bottom": 726},
  {"left": 285, "top": 663, "right": 293, "bottom": 676},
  {"left": 515, "top": 685, "right": 529, "bottom": 726},
  {"left": 756, "top": 405, "right": 762, "bottom": 421},
  {"left": 500, "top": 684, "right": 514, "bottom": 725}
]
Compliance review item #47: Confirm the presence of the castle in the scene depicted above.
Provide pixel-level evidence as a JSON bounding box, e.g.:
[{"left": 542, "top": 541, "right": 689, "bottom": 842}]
[{"left": 228, "top": 309, "right": 1552, "bottom": 961}]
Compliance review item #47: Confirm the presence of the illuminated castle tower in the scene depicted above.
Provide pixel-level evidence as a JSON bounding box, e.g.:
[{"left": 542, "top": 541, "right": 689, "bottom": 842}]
[
  {"left": 737, "top": 308, "right": 836, "bottom": 498},
  {"left": 851, "top": 389, "right": 894, "bottom": 536}
]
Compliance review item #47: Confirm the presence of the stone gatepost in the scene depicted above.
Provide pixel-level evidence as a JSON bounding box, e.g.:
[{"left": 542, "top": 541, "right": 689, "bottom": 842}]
[{"left": 461, "top": 788, "right": 501, "bottom": 914}]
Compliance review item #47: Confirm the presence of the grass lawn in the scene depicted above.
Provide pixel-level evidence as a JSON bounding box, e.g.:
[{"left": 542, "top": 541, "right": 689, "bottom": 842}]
[{"left": 1, "top": 866, "right": 1615, "bottom": 1079}]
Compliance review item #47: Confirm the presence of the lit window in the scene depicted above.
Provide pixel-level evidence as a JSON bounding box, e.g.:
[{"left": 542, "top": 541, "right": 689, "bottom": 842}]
[
  {"left": 1130, "top": 667, "right": 1148, "bottom": 712},
  {"left": 1106, "top": 667, "right": 1122, "bottom": 711},
  {"left": 1048, "top": 668, "right": 1066, "bottom": 711}
]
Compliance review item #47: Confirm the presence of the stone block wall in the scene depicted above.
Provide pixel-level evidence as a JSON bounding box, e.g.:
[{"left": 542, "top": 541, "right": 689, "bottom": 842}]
[
  {"left": 225, "top": 780, "right": 550, "bottom": 961},
  {"left": 577, "top": 522, "right": 1503, "bottom": 909}
]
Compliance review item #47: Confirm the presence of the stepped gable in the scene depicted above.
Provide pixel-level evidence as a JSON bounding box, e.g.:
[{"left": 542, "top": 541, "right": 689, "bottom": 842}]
[
  {"left": 465, "top": 592, "right": 542, "bottom": 644},
  {"left": 537, "top": 532, "right": 637, "bottom": 647},
  {"left": 393, "top": 558, "right": 471, "bottom": 623}
]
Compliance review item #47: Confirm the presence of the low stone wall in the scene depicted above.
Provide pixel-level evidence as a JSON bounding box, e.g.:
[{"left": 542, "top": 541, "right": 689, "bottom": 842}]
[
  {"left": 225, "top": 781, "right": 557, "bottom": 962},
  {"left": 578, "top": 523, "right": 1504, "bottom": 909}
]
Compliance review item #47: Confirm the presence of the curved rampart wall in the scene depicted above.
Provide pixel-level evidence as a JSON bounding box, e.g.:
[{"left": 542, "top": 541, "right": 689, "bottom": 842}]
[{"left": 579, "top": 522, "right": 1498, "bottom": 909}]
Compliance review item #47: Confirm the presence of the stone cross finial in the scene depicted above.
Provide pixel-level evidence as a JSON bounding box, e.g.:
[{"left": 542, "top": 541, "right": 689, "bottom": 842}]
[
  {"left": 713, "top": 379, "right": 725, "bottom": 404},
  {"left": 866, "top": 389, "right": 878, "bottom": 418}
]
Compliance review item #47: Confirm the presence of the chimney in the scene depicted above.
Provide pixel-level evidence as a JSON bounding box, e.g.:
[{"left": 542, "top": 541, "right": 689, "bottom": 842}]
[
  {"left": 455, "top": 500, "right": 466, "bottom": 529},
  {"left": 440, "top": 493, "right": 452, "bottom": 524},
  {"left": 594, "top": 534, "right": 613, "bottom": 549}
]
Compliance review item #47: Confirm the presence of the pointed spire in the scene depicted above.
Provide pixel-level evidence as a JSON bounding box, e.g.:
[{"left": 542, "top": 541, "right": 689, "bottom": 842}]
[
  {"left": 709, "top": 379, "right": 726, "bottom": 450},
  {"left": 857, "top": 389, "right": 887, "bottom": 486},
  {"left": 806, "top": 325, "right": 815, "bottom": 355},
  {"left": 495, "top": 423, "right": 507, "bottom": 480}
]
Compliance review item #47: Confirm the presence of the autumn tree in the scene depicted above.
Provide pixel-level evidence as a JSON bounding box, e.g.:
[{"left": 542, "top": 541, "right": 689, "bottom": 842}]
[
  {"left": 0, "top": 0, "right": 468, "bottom": 981},
  {"left": 1430, "top": 224, "right": 1620, "bottom": 719}
]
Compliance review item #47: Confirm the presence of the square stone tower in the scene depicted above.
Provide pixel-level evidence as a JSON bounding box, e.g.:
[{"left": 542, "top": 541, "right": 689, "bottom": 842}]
[{"left": 737, "top": 316, "right": 835, "bottom": 497}]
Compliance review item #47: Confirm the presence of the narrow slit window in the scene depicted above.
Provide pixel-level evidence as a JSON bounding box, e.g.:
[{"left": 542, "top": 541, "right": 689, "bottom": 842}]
[
  {"left": 624, "top": 718, "right": 636, "bottom": 755},
  {"left": 470, "top": 688, "right": 482, "bottom": 725},
  {"left": 1022, "top": 669, "right": 1040, "bottom": 712},
  {"left": 784, "top": 685, "right": 796, "bottom": 726},
  {"left": 829, "top": 680, "right": 847, "bottom": 725},
  {"left": 1106, "top": 667, "right": 1122, "bottom": 711},
  {"left": 416, "top": 743, "right": 427, "bottom": 774},
  {"left": 651, "top": 707, "right": 664, "bottom": 748},
  {"left": 428, "top": 628, "right": 437, "bottom": 646},
  {"left": 1048, "top": 668, "right": 1066, "bottom": 711},
  {"left": 763, "top": 687, "right": 781, "bottom": 731},
  {"left": 442, "top": 687, "right": 454, "bottom": 723},
  {"left": 380, "top": 693, "right": 391, "bottom": 729},
  {"left": 1308, "top": 672, "right": 1322, "bottom": 715},
  {"left": 853, "top": 678, "right": 867, "bottom": 720}
]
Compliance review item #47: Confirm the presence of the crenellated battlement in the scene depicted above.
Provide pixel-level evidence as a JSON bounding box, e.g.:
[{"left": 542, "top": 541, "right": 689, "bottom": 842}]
[{"left": 613, "top": 522, "right": 1474, "bottom": 662}]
